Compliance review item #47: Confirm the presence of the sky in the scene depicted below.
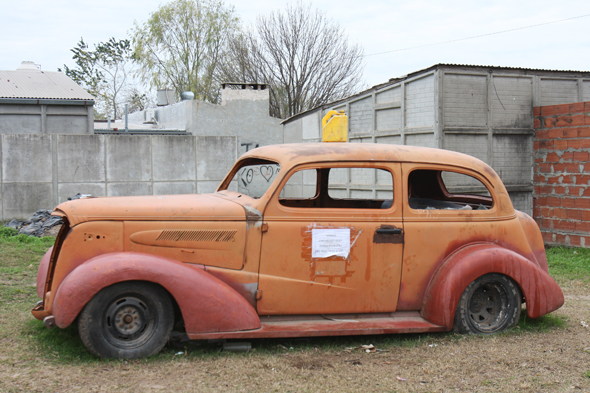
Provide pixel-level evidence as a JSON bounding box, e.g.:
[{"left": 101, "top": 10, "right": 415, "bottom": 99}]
[{"left": 1, "top": 0, "right": 589, "bottom": 89}]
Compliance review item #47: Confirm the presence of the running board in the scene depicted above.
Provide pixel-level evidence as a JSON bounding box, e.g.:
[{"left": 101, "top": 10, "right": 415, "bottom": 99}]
[{"left": 186, "top": 311, "right": 446, "bottom": 340}]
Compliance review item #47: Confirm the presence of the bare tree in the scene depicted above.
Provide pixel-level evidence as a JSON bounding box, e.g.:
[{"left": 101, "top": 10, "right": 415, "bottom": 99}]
[{"left": 217, "top": 3, "right": 365, "bottom": 119}]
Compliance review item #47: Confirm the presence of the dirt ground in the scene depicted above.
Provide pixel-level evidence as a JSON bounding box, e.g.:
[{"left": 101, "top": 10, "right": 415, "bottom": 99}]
[{"left": 1, "top": 281, "right": 589, "bottom": 393}]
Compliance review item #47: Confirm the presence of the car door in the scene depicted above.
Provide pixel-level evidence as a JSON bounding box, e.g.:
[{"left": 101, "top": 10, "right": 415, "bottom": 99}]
[{"left": 256, "top": 162, "right": 404, "bottom": 315}]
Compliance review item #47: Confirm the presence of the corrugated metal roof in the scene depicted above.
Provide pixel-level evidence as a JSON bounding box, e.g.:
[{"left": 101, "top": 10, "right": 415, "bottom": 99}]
[{"left": 0, "top": 69, "right": 94, "bottom": 100}]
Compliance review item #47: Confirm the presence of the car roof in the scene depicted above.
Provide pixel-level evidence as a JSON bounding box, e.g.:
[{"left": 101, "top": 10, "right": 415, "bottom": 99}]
[{"left": 241, "top": 143, "right": 494, "bottom": 175}]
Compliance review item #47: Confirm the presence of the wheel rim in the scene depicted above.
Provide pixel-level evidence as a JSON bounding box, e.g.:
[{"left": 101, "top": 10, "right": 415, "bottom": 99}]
[
  {"left": 467, "top": 281, "right": 509, "bottom": 333},
  {"left": 103, "top": 294, "right": 157, "bottom": 349}
]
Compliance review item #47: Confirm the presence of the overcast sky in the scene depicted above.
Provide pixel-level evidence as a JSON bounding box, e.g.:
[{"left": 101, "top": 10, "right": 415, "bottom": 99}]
[{"left": 1, "top": 0, "right": 589, "bottom": 89}]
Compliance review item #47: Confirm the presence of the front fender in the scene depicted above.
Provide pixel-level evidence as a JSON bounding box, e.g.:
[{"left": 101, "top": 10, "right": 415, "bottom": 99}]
[
  {"left": 51, "top": 252, "right": 261, "bottom": 334},
  {"left": 421, "top": 243, "right": 564, "bottom": 330}
]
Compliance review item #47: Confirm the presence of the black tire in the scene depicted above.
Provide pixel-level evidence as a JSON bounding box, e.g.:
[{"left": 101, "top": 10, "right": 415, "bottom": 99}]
[
  {"left": 78, "top": 281, "right": 174, "bottom": 359},
  {"left": 453, "top": 273, "right": 521, "bottom": 334}
]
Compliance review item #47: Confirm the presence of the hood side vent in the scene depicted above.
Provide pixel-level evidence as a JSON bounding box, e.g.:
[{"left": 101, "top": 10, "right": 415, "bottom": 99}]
[{"left": 156, "top": 230, "right": 237, "bottom": 242}]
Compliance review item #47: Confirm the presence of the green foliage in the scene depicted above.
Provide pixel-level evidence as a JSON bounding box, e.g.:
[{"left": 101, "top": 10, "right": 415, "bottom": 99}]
[
  {"left": 132, "top": 0, "right": 239, "bottom": 103},
  {"left": 60, "top": 38, "right": 140, "bottom": 119},
  {"left": 546, "top": 246, "right": 590, "bottom": 283}
]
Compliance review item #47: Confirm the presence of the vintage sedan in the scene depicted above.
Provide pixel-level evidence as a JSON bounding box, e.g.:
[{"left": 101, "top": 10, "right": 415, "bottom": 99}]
[{"left": 32, "top": 143, "right": 564, "bottom": 358}]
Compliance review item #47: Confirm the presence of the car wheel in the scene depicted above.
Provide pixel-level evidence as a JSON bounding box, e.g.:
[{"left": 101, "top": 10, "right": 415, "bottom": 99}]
[
  {"left": 453, "top": 273, "right": 521, "bottom": 334},
  {"left": 78, "top": 281, "right": 174, "bottom": 359}
]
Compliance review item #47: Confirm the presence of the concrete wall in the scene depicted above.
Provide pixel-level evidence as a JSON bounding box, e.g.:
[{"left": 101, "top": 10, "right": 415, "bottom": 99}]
[
  {"left": 283, "top": 65, "right": 590, "bottom": 216},
  {"left": 0, "top": 134, "right": 238, "bottom": 220},
  {"left": 0, "top": 103, "right": 93, "bottom": 134},
  {"left": 128, "top": 85, "right": 283, "bottom": 156},
  {"left": 533, "top": 101, "right": 590, "bottom": 247}
]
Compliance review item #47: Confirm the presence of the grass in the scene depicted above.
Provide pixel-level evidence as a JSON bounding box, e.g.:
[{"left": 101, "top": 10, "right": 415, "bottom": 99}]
[
  {"left": 546, "top": 246, "right": 590, "bottom": 283},
  {"left": 0, "top": 227, "right": 586, "bottom": 365}
]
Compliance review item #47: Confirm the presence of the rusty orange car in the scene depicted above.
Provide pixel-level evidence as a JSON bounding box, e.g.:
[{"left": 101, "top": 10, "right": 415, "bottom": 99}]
[{"left": 32, "top": 143, "right": 564, "bottom": 358}]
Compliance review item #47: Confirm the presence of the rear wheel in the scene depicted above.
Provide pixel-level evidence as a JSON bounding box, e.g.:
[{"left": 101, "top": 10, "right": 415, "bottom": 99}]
[
  {"left": 78, "top": 281, "right": 173, "bottom": 358},
  {"left": 453, "top": 274, "right": 521, "bottom": 334}
]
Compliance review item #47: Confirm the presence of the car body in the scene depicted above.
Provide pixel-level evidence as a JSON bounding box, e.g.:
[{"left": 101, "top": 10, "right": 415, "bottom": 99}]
[{"left": 32, "top": 143, "right": 564, "bottom": 358}]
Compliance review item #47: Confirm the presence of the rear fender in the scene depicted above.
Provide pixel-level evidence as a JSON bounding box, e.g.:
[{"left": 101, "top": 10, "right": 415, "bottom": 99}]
[
  {"left": 420, "top": 243, "right": 564, "bottom": 330},
  {"left": 51, "top": 252, "right": 261, "bottom": 333}
]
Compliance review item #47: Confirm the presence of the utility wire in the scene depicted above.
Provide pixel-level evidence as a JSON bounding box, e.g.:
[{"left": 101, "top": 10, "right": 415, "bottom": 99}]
[{"left": 363, "top": 13, "right": 590, "bottom": 58}]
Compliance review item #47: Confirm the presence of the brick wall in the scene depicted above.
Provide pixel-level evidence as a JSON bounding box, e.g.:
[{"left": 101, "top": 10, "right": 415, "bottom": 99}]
[{"left": 533, "top": 101, "right": 590, "bottom": 247}]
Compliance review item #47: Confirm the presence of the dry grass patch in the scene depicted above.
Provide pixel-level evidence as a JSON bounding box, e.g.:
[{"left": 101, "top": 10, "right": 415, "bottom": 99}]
[{"left": 0, "top": 233, "right": 589, "bottom": 392}]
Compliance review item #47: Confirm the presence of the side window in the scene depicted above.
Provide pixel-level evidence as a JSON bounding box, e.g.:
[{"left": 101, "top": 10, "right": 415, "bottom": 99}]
[
  {"left": 279, "top": 166, "right": 394, "bottom": 209},
  {"left": 408, "top": 169, "right": 493, "bottom": 211}
]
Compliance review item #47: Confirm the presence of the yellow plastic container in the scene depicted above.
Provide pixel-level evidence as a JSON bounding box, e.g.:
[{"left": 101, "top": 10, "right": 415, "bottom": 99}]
[{"left": 322, "top": 110, "right": 348, "bottom": 142}]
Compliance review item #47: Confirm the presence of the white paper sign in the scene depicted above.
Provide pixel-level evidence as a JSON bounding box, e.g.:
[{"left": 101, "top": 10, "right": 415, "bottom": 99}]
[{"left": 312, "top": 228, "right": 351, "bottom": 258}]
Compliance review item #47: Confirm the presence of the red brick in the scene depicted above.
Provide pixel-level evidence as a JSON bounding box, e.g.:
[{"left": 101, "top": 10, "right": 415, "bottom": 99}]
[
  {"left": 571, "top": 114, "right": 585, "bottom": 126},
  {"left": 554, "top": 186, "right": 567, "bottom": 195},
  {"left": 586, "top": 114, "right": 590, "bottom": 126},
  {"left": 554, "top": 207, "right": 568, "bottom": 218},
  {"left": 575, "top": 198, "right": 590, "bottom": 208},
  {"left": 534, "top": 174, "right": 546, "bottom": 183},
  {"left": 536, "top": 163, "right": 553, "bottom": 173},
  {"left": 533, "top": 118, "right": 541, "bottom": 129},
  {"left": 561, "top": 152, "right": 574, "bottom": 161},
  {"left": 547, "top": 103, "right": 570, "bottom": 116},
  {"left": 574, "top": 151, "right": 589, "bottom": 162},
  {"left": 548, "top": 197, "right": 561, "bottom": 207},
  {"left": 541, "top": 231, "right": 553, "bottom": 242},
  {"left": 586, "top": 163, "right": 590, "bottom": 172},
  {"left": 555, "top": 233, "right": 567, "bottom": 244},
  {"left": 533, "top": 107, "right": 541, "bottom": 117},
  {"left": 583, "top": 188, "right": 590, "bottom": 197},
  {"left": 570, "top": 102, "right": 585, "bottom": 114},
  {"left": 569, "top": 235, "right": 581, "bottom": 246},
  {"left": 552, "top": 163, "right": 566, "bottom": 172},
  {"left": 575, "top": 175, "right": 590, "bottom": 184},
  {"left": 535, "top": 129, "right": 547, "bottom": 139},
  {"left": 562, "top": 127, "right": 578, "bottom": 138},
  {"left": 565, "top": 163, "right": 581, "bottom": 173},
  {"left": 567, "top": 139, "right": 583, "bottom": 149},
  {"left": 567, "top": 209, "right": 583, "bottom": 220},
  {"left": 544, "top": 117, "right": 557, "bottom": 128},
  {"left": 539, "top": 140, "right": 553, "bottom": 149},
  {"left": 582, "top": 210, "right": 590, "bottom": 221},
  {"left": 545, "top": 152, "right": 561, "bottom": 163},
  {"left": 576, "top": 221, "right": 590, "bottom": 233},
  {"left": 534, "top": 141, "right": 540, "bottom": 151},
  {"left": 554, "top": 140, "right": 568, "bottom": 150},
  {"left": 585, "top": 101, "right": 590, "bottom": 112},
  {"left": 569, "top": 186, "right": 584, "bottom": 196},
  {"left": 556, "top": 115, "right": 575, "bottom": 127},
  {"left": 547, "top": 128, "right": 563, "bottom": 139},
  {"left": 554, "top": 220, "right": 576, "bottom": 231},
  {"left": 561, "top": 198, "right": 576, "bottom": 208},
  {"left": 536, "top": 196, "right": 547, "bottom": 206},
  {"left": 578, "top": 127, "right": 590, "bottom": 138}
]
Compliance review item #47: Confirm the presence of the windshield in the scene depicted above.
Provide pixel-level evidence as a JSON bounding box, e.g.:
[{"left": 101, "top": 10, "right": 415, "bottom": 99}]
[{"left": 222, "top": 158, "right": 280, "bottom": 198}]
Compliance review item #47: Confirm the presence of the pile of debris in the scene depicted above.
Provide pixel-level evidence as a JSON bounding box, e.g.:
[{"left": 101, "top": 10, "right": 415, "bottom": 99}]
[
  {"left": 5, "top": 210, "right": 63, "bottom": 237},
  {"left": 4, "top": 193, "right": 92, "bottom": 237}
]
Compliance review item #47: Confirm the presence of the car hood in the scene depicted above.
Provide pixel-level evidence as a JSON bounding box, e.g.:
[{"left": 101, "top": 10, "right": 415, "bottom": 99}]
[{"left": 53, "top": 193, "right": 247, "bottom": 226}]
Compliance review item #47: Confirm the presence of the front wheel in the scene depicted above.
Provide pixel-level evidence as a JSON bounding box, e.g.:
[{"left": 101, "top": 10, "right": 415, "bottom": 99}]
[
  {"left": 453, "top": 274, "right": 521, "bottom": 334},
  {"left": 78, "top": 281, "right": 174, "bottom": 359}
]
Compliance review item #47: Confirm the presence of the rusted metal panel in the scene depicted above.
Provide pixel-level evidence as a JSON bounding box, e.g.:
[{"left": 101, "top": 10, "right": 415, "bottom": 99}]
[
  {"left": 421, "top": 244, "right": 564, "bottom": 329},
  {"left": 51, "top": 252, "right": 261, "bottom": 332},
  {"left": 187, "top": 312, "right": 446, "bottom": 340}
]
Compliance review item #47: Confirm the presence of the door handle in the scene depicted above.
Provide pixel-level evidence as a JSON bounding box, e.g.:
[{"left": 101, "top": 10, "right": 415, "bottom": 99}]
[{"left": 376, "top": 228, "right": 402, "bottom": 235}]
